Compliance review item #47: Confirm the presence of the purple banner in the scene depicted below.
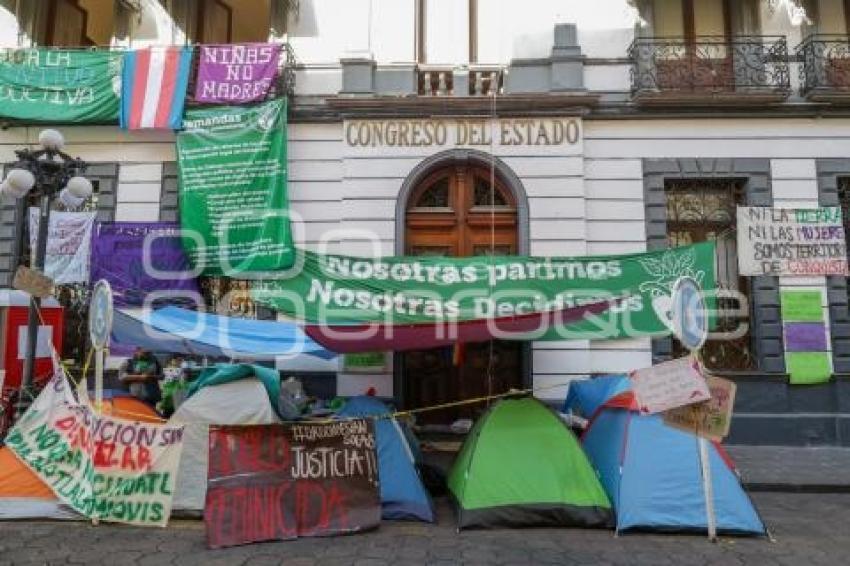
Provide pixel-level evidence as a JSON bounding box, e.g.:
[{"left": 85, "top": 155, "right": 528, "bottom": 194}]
[
  {"left": 89, "top": 222, "right": 200, "bottom": 307},
  {"left": 194, "top": 43, "right": 281, "bottom": 104},
  {"left": 784, "top": 322, "right": 828, "bottom": 352}
]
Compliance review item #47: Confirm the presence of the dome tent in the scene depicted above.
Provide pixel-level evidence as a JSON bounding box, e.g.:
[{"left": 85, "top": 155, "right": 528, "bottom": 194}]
[
  {"left": 169, "top": 377, "right": 280, "bottom": 514},
  {"left": 448, "top": 396, "right": 612, "bottom": 529},
  {"left": 337, "top": 396, "right": 435, "bottom": 522},
  {"left": 565, "top": 375, "right": 766, "bottom": 536}
]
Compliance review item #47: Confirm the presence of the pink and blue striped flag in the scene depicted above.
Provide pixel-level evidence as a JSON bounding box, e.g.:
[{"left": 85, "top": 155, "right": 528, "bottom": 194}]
[{"left": 120, "top": 46, "right": 193, "bottom": 130}]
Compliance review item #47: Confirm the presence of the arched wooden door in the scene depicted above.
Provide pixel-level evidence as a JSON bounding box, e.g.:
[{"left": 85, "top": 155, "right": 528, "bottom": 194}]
[{"left": 403, "top": 164, "right": 523, "bottom": 424}]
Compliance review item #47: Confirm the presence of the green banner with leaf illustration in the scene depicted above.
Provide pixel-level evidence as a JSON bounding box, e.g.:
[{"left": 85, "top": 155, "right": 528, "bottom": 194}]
[
  {"left": 0, "top": 49, "right": 121, "bottom": 122},
  {"left": 252, "top": 242, "right": 716, "bottom": 341},
  {"left": 177, "top": 99, "right": 294, "bottom": 275}
]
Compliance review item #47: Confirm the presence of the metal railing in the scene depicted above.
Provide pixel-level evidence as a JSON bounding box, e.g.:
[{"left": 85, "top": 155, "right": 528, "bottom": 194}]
[
  {"left": 797, "top": 34, "right": 850, "bottom": 97},
  {"left": 629, "top": 35, "right": 790, "bottom": 97},
  {"left": 417, "top": 65, "right": 504, "bottom": 96}
]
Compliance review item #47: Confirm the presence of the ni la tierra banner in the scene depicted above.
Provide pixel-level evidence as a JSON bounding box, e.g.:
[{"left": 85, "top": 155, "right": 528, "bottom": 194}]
[
  {"left": 736, "top": 206, "right": 849, "bottom": 276},
  {"left": 0, "top": 49, "right": 121, "bottom": 123},
  {"left": 177, "top": 98, "right": 294, "bottom": 275},
  {"left": 252, "top": 242, "right": 717, "bottom": 341},
  {"left": 5, "top": 373, "right": 184, "bottom": 527}
]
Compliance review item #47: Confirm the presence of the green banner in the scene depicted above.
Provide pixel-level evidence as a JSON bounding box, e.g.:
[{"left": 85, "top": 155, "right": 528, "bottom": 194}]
[
  {"left": 177, "top": 99, "right": 294, "bottom": 275},
  {"left": 0, "top": 49, "right": 121, "bottom": 123},
  {"left": 253, "top": 242, "right": 716, "bottom": 341}
]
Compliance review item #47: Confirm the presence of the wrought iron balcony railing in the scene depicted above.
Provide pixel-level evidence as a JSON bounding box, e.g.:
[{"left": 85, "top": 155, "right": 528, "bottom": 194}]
[
  {"left": 629, "top": 36, "right": 790, "bottom": 102},
  {"left": 797, "top": 35, "right": 850, "bottom": 100}
]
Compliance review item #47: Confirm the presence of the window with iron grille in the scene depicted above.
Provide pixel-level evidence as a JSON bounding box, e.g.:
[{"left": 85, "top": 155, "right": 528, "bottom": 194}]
[{"left": 665, "top": 178, "right": 755, "bottom": 370}]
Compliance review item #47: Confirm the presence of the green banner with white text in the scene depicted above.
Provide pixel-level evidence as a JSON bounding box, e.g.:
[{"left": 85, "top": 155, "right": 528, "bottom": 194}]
[
  {"left": 252, "top": 242, "right": 716, "bottom": 341},
  {"left": 0, "top": 49, "right": 121, "bottom": 122},
  {"left": 177, "top": 99, "right": 294, "bottom": 275}
]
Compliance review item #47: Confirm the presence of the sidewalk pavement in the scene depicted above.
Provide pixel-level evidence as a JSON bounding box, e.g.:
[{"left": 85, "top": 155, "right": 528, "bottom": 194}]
[{"left": 726, "top": 445, "right": 850, "bottom": 492}]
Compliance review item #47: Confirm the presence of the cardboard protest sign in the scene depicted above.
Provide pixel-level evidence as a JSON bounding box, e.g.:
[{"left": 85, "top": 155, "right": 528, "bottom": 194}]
[
  {"left": 630, "top": 357, "right": 710, "bottom": 415},
  {"left": 13, "top": 265, "right": 54, "bottom": 298},
  {"left": 663, "top": 374, "right": 737, "bottom": 441},
  {"left": 737, "top": 207, "right": 849, "bottom": 276},
  {"left": 205, "top": 420, "right": 380, "bottom": 549},
  {"left": 5, "top": 373, "right": 184, "bottom": 526}
]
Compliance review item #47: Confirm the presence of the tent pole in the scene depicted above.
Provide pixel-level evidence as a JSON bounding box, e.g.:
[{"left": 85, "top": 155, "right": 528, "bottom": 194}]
[
  {"left": 94, "top": 347, "right": 104, "bottom": 414},
  {"left": 698, "top": 436, "right": 717, "bottom": 542}
]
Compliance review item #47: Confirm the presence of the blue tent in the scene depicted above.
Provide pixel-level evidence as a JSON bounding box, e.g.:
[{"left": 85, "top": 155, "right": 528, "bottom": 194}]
[
  {"left": 337, "top": 396, "right": 435, "bottom": 522},
  {"left": 565, "top": 376, "right": 766, "bottom": 536},
  {"left": 112, "top": 306, "right": 335, "bottom": 360}
]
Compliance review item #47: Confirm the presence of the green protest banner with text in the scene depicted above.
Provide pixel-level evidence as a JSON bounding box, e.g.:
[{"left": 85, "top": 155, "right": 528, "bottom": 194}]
[
  {"left": 5, "top": 374, "right": 184, "bottom": 527},
  {"left": 253, "top": 242, "right": 716, "bottom": 341},
  {"left": 0, "top": 49, "right": 121, "bottom": 122},
  {"left": 177, "top": 99, "right": 294, "bottom": 275}
]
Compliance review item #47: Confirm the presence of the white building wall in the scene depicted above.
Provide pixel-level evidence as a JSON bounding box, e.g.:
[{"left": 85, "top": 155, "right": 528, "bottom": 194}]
[{"left": 6, "top": 114, "right": 849, "bottom": 399}]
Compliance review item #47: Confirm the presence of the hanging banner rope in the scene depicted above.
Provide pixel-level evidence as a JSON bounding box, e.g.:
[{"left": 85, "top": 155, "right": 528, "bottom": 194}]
[{"left": 252, "top": 242, "right": 717, "bottom": 346}]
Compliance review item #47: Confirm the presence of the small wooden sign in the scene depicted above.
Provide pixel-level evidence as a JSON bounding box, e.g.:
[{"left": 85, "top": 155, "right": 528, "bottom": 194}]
[
  {"left": 663, "top": 375, "right": 737, "bottom": 441},
  {"left": 12, "top": 266, "right": 54, "bottom": 298}
]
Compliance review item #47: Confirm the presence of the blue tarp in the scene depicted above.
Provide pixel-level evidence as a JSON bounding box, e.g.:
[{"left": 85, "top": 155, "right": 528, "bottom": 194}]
[
  {"left": 112, "top": 306, "right": 335, "bottom": 360},
  {"left": 337, "top": 396, "right": 435, "bottom": 523},
  {"left": 566, "top": 376, "right": 766, "bottom": 536}
]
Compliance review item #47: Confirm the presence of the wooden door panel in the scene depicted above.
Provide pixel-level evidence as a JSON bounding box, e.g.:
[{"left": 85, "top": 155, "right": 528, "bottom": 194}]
[{"left": 403, "top": 163, "right": 522, "bottom": 424}]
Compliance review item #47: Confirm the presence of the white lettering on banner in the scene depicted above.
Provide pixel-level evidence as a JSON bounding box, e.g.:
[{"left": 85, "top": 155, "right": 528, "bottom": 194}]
[
  {"left": 5, "top": 373, "right": 184, "bottom": 527},
  {"left": 736, "top": 206, "right": 849, "bottom": 276},
  {"left": 344, "top": 118, "right": 581, "bottom": 148},
  {"left": 630, "top": 357, "right": 711, "bottom": 415}
]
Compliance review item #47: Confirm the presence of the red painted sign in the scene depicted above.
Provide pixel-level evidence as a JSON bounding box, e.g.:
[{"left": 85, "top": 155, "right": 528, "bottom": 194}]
[{"left": 205, "top": 420, "right": 380, "bottom": 549}]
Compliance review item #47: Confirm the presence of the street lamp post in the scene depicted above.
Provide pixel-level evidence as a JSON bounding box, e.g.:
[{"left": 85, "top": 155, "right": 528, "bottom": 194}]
[{"left": 1, "top": 129, "right": 92, "bottom": 420}]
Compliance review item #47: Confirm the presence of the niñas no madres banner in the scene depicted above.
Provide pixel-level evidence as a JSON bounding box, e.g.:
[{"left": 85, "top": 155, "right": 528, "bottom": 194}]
[
  {"left": 205, "top": 421, "right": 380, "bottom": 548},
  {"left": 737, "top": 206, "right": 849, "bottom": 276},
  {"left": 5, "top": 373, "right": 184, "bottom": 527},
  {"left": 0, "top": 49, "right": 121, "bottom": 122},
  {"left": 177, "top": 98, "right": 294, "bottom": 275},
  {"left": 252, "top": 242, "right": 717, "bottom": 341}
]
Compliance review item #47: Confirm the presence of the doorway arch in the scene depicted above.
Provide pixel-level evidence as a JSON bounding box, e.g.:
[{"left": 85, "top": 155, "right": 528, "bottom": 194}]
[
  {"left": 394, "top": 149, "right": 529, "bottom": 255},
  {"left": 394, "top": 149, "right": 530, "bottom": 419}
]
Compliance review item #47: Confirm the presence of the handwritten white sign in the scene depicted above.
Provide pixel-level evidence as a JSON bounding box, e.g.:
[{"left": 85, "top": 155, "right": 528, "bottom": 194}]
[
  {"left": 28, "top": 209, "right": 96, "bottom": 284},
  {"left": 736, "top": 207, "right": 849, "bottom": 276},
  {"left": 630, "top": 357, "right": 710, "bottom": 415}
]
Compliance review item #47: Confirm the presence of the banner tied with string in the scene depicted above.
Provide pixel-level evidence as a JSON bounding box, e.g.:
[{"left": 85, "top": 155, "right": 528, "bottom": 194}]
[
  {"left": 89, "top": 221, "right": 200, "bottom": 306},
  {"left": 5, "top": 372, "right": 184, "bottom": 527},
  {"left": 252, "top": 242, "right": 717, "bottom": 341}
]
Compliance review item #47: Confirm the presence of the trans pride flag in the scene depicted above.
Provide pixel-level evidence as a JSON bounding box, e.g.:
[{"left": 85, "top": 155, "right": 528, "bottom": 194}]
[{"left": 120, "top": 46, "right": 193, "bottom": 130}]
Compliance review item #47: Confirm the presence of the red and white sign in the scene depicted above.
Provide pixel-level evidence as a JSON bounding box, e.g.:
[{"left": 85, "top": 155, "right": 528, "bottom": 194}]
[{"left": 630, "top": 357, "right": 710, "bottom": 415}]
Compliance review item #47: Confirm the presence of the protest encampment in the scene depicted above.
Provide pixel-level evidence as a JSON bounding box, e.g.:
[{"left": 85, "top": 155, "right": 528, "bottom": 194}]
[{"left": 1, "top": 3, "right": 848, "bottom": 563}]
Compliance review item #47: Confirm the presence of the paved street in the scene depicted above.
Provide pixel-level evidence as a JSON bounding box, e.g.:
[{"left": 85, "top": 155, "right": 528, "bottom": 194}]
[{"left": 0, "top": 492, "right": 846, "bottom": 565}]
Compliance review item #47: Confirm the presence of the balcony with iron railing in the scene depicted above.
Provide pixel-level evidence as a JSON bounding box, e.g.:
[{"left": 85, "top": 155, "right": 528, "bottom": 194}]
[
  {"left": 797, "top": 35, "right": 850, "bottom": 101},
  {"left": 417, "top": 65, "right": 504, "bottom": 96},
  {"left": 629, "top": 36, "right": 790, "bottom": 105}
]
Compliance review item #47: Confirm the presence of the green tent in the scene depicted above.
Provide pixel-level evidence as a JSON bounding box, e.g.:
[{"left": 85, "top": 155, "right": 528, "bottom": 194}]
[{"left": 448, "top": 396, "right": 613, "bottom": 529}]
